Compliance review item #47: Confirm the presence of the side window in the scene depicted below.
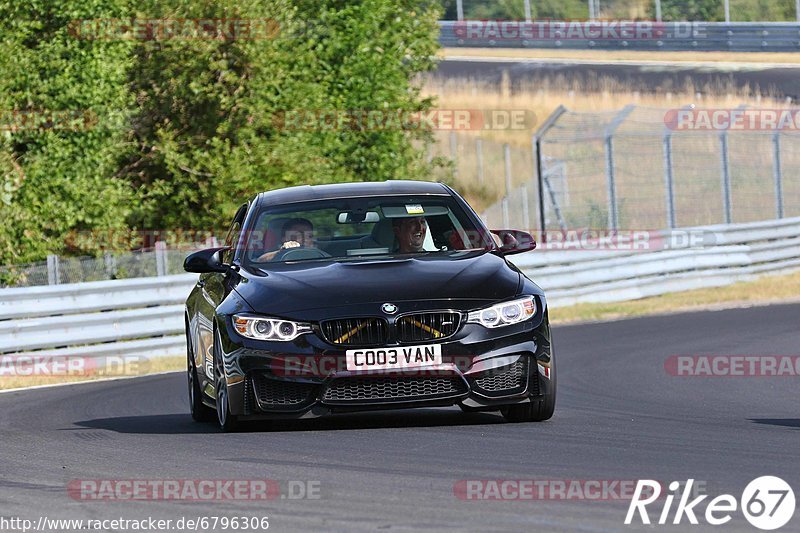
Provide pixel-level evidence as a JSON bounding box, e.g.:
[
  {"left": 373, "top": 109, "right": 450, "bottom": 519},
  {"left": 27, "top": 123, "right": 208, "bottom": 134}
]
[{"left": 222, "top": 204, "right": 247, "bottom": 264}]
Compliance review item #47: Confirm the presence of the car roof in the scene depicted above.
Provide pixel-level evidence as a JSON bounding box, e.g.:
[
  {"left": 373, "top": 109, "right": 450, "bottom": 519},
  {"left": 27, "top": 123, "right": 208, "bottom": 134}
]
[{"left": 255, "top": 180, "right": 450, "bottom": 207}]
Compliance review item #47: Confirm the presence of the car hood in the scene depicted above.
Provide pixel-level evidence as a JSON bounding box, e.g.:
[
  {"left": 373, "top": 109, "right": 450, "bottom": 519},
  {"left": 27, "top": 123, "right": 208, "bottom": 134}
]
[{"left": 234, "top": 250, "right": 521, "bottom": 316}]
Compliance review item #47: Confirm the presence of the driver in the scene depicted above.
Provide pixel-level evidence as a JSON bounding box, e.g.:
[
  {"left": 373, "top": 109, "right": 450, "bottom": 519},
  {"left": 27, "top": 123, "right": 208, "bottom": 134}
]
[
  {"left": 392, "top": 216, "right": 427, "bottom": 253},
  {"left": 256, "top": 218, "right": 315, "bottom": 261}
]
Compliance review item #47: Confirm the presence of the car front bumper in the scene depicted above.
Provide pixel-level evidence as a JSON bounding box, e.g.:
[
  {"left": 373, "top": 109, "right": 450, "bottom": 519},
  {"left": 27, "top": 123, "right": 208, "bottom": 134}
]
[{"left": 217, "top": 311, "right": 553, "bottom": 419}]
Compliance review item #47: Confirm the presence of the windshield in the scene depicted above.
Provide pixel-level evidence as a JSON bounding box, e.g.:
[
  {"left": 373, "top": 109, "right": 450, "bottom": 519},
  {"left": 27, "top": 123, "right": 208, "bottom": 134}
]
[{"left": 243, "top": 195, "right": 493, "bottom": 264}]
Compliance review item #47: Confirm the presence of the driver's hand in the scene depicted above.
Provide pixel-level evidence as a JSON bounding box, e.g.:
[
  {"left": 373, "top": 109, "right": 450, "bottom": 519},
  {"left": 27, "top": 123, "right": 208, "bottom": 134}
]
[{"left": 281, "top": 241, "right": 301, "bottom": 249}]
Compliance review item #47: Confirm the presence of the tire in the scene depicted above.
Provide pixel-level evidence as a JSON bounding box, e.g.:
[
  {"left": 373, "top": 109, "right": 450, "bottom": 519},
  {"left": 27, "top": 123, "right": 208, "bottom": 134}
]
[
  {"left": 501, "top": 356, "right": 556, "bottom": 423},
  {"left": 187, "top": 329, "right": 214, "bottom": 422},
  {"left": 213, "top": 330, "right": 240, "bottom": 432}
]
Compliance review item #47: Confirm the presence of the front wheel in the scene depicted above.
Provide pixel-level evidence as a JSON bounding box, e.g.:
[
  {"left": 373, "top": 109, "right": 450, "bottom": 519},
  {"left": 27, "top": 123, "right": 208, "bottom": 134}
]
[
  {"left": 214, "top": 331, "right": 240, "bottom": 432},
  {"left": 501, "top": 356, "right": 556, "bottom": 423}
]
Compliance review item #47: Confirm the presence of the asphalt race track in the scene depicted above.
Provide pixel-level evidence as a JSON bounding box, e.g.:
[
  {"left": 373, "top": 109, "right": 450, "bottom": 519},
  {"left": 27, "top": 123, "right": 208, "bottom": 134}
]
[
  {"left": 434, "top": 58, "right": 800, "bottom": 99},
  {"left": 1, "top": 303, "right": 798, "bottom": 531}
]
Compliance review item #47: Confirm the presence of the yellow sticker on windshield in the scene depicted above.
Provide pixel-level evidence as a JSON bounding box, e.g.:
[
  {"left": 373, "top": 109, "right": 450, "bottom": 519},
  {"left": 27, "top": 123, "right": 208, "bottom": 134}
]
[{"left": 405, "top": 204, "right": 424, "bottom": 214}]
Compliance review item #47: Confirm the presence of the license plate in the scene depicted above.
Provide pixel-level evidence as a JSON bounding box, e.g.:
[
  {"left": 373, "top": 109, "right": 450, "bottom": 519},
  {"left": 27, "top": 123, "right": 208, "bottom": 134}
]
[{"left": 345, "top": 344, "right": 442, "bottom": 372}]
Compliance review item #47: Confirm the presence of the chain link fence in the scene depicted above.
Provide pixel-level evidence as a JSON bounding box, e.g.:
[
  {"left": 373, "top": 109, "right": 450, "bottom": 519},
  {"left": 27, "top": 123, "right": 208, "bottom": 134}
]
[
  {"left": 469, "top": 105, "right": 800, "bottom": 232},
  {"left": 0, "top": 243, "right": 209, "bottom": 289}
]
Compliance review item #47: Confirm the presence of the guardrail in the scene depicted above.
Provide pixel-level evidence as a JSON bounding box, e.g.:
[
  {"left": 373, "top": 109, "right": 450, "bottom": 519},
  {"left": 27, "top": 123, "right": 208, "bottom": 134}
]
[
  {"left": 515, "top": 216, "right": 800, "bottom": 306},
  {"left": 1, "top": 217, "right": 798, "bottom": 366},
  {"left": 439, "top": 21, "right": 800, "bottom": 52},
  {"left": 0, "top": 273, "right": 197, "bottom": 363}
]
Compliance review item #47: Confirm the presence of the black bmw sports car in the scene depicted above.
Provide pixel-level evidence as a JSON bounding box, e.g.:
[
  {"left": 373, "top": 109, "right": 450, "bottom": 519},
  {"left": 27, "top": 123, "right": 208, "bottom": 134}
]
[{"left": 184, "top": 180, "right": 554, "bottom": 431}]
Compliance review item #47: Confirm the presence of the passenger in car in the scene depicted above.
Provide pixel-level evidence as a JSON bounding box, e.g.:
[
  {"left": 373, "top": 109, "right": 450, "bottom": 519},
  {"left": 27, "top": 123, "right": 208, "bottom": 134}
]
[{"left": 256, "top": 218, "right": 315, "bottom": 261}]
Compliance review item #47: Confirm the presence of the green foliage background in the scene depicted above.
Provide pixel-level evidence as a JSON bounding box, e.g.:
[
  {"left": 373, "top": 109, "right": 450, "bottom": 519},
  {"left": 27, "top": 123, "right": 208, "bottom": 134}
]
[{"left": 0, "top": 0, "right": 442, "bottom": 264}]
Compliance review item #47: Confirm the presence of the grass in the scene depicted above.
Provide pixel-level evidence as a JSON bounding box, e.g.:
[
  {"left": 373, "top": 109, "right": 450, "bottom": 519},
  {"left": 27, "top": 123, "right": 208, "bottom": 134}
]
[
  {"left": 424, "top": 75, "right": 791, "bottom": 148},
  {"left": 0, "top": 355, "right": 183, "bottom": 391},
  {"left": 2, "top": 270, "right": 798, "bottom": 391},
  {"left": 550, "top": 269, "right": 800, "bottom": 324},
  {"left": 440, "top": 47, "right": 800, "bottom": 65}
]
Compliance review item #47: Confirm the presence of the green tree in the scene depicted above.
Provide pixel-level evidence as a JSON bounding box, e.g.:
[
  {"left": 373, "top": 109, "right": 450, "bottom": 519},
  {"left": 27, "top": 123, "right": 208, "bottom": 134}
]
[
  {"left": 0, "top": 0, "right": 443, "bottom": 264},
  {"left": 0, "top": 0, "right": 135, "bottom": 263},
  {"left": 121, "top": 0, "right": 442, "bottom": 234}
]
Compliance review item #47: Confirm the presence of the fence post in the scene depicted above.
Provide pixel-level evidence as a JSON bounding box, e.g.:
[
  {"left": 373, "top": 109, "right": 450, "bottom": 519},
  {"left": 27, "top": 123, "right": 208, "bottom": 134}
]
[
  {"left": 663, "top": 132, "right": 676, "bottom": 229},
  {"left": 155, "top": 241, "right": 168, "bottom": 277},
  {"left": 521, "top": 184, "right": 530, "bottom": 230},
  {"left": 603, "top": 105, "right": 635, "bottom": 231},
  {"left": 476, "top": 138, "right": 484, "bottom": 184},
  {"left": 502, "top": 198, "right": 510, "bottom": 228},
  {"left": 103, "top": 251, "right": 117, "bottom": 279},
  {"left": 523, "top": 0, "right": 532, "bottom": 21},
  {"left": 46, "top": 254, "right": 60, "bottom": 285},
  {"left": 534, "top": 136, "right": 546, "bottom": 234},
  {"left": 503, "top": 143, "right": 513, "bottom": 196},
  {"left": 532, "top": 105, "right": 568, "bottom": 235},
  {"left": 719, "top": 132, "right": 732, "bottom": 224},
  {"left": 456, "top": 0, "right": 464, "bottom": 20},
  {"left": 773, "top": 132, "right": 784, "bottom": 219},
  {"left": 604, "top": 135, "right": 619, "bottom": 231},
  {"left": 503, "top": 144, "right": 512, "bottom": 227},
  {"left": 449, "top": 131, "right": 458, "bottom": 180},
  {"left": 540, "top": 162, "right": 568, "bottom": 232}
]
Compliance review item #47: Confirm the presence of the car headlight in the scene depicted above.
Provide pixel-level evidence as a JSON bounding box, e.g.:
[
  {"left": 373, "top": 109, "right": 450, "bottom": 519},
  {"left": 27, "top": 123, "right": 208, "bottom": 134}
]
[
  {"left": 233, "top": 315, "right": 312, "bottom": 341},
  {"left": 466, "top": 296, "right": 536, "bottom": 328}
]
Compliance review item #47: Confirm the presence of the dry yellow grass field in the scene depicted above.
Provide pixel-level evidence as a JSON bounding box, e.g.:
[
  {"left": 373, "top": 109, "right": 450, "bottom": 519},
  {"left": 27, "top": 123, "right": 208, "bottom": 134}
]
[
  {"left": 424, "top": 75, "right": 791, "bottom": 148},
  {"left": 550, "top": 269, "right": 800, "bottom": 324},
  {"left": 0, "top": 355, "right": 183, "bottom": 391}
]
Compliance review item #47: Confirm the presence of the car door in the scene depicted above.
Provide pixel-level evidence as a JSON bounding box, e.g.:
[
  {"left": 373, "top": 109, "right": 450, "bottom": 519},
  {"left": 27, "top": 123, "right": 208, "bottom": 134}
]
[{"left": 195, "top": 203, "right": 249, "bottom": 382}]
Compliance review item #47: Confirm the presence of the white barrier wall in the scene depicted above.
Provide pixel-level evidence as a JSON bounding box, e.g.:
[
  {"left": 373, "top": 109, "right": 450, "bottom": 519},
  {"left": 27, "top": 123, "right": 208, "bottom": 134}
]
[
  {"left": 0, "top": 273, "right": 197, "bottom": 362},
  {"left": 517, "top": 217, "right": 800, "bottom": 306}
]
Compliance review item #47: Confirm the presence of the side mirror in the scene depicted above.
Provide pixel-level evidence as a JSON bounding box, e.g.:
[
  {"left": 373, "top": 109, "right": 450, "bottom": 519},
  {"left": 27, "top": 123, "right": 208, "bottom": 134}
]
[
  {"left": 183, "top": 247, "right": 231, "bottom": 274},
  {"left": 490, "top": 230, "right": 536, "bottom": 256}
]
